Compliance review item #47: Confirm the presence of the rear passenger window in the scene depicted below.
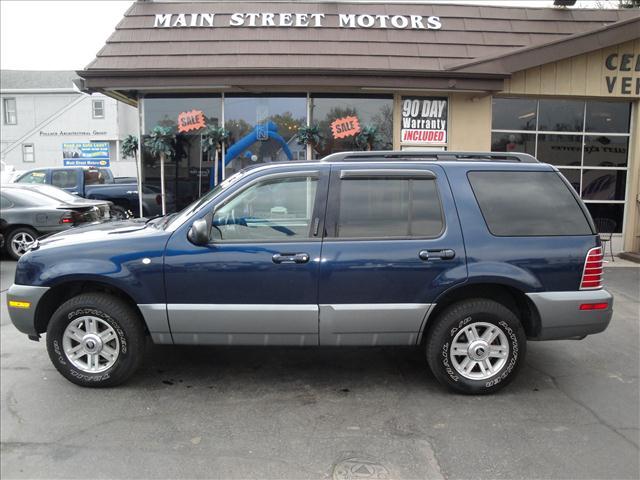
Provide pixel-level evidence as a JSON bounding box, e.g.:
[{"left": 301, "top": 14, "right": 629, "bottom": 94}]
[
  {"left": 51, "top": 169, "right": 78, "bottom": 189},
  {"left": 468, "top": 171, "right": 592, "bottom": 236},
  {"left": 336, "top": 177, "right": 443, "bottom": 238}
]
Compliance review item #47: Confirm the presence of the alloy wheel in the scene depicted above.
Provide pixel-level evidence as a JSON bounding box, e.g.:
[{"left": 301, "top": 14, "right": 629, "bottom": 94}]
[
  {"left": 10, "top": 232, "right": 35, "bottom": 257},
  {"left": 450, "top": 321, "right": 509, "bottom": 380},
  {"left": 62, "top": 316, "right": 120, "bottom": 373}
]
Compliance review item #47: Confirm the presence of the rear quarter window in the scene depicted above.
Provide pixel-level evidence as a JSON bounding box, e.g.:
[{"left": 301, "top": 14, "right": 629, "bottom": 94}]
[{"left": 468, "top": 171, "right": 593, "bottom": 236}]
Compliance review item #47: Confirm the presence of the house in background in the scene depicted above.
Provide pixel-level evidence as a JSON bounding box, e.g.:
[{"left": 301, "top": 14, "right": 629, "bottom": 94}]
[{"left": 0, "top": 70, "right": 138, "bottom": 177}]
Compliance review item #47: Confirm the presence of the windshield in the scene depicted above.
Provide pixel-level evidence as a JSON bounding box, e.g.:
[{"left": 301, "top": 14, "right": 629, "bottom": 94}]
[{"left": 163, "top": 169, "right": 249, "bottom": 229}]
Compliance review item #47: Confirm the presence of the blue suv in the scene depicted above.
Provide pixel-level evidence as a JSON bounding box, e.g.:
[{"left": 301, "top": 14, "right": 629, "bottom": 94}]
[{"left": 7, "top": 151, "right": 613, "bottom": 394}]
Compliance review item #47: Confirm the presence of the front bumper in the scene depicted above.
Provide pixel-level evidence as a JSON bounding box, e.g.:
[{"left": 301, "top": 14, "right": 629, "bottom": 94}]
[
  {"left": 526, "top": 289, "right": 613, "bottom": 340},
  {"left": 6, "top": 284, "right": 50, "bottom": 335}
]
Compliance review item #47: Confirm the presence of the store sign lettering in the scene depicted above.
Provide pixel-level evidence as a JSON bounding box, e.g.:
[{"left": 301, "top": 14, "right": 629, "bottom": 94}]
[
  {"left": 331, "top": 116, "right": 361, "bottom": 139},
  {"left": 177, "top": 109, "right": 206, "bottom": 133},
  {"left": 153, "top": 13, "right": 442, "bottom": 30},
  {"left": 604, "top": 53, "right": 640, "bottom": 96},
  {"left": 401, "top": 97, "right": 448, "bottom": 145}
]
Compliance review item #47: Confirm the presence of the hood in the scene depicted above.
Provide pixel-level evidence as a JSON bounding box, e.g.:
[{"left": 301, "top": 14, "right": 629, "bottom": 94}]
[{"left": 35, "top": 218, "right": 168, "bottom": 250}]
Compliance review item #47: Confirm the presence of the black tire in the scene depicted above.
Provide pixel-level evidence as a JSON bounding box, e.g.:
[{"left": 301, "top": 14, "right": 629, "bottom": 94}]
[
  {"left": 5, "top": 226, "right": 38, "bottom": 260},
  {"left": 110, "top": 205, "right": 131, "bottom": 220},
  {"left": 46, "top": 293, "right": 145, "bottom": 387},
  {"left": 426, "top": 298, "right": 526, "bottom": 395}
]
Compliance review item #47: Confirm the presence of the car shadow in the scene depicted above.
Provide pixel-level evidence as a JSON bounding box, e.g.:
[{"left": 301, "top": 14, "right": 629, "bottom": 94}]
[{"left": 135, "top": 343, "right": 441, "bottom": 392}]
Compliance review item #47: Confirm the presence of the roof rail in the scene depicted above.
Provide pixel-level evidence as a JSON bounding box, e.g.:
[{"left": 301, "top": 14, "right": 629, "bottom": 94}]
[{"left": 320, "top": 151, "right": 539, "bottom": 164}]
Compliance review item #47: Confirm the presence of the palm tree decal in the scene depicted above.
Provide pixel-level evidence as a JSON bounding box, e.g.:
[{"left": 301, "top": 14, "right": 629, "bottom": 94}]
[
  {"left": 143, "top": 126, "right": 175, "bottom": 215},
  {"left": 201, "top": 125, "right": 229, "bottom": 192},
  {"left": 120, "top": 135, "right": 142, "bottom": 217}
]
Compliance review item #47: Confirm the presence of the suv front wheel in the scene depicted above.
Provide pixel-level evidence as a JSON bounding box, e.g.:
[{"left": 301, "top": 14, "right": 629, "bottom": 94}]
[
  {"left": 426, "top": 298, "right": 526, "bottom": 394},
  {"left": 46, "top": 293, "right": 145, "bottom": 387}
]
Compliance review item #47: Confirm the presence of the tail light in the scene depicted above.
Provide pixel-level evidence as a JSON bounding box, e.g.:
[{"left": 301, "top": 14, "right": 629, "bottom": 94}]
[
  {"left": 156, "top": 195, "right": 162, "bottom": 205},
  {"left": 59, "top": 212, "right": 75, "bottom": 224},
  {"left": 580, "top": 246, "right": 603, "bottom": 290},
  {"left": 59, "top": 210, "right": 89, "bottom": 225}
]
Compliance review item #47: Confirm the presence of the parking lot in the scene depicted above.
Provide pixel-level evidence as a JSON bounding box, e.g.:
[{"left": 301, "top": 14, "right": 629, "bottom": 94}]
[{"left": 0, "top": 258, "right": 638, "bottom": 479}]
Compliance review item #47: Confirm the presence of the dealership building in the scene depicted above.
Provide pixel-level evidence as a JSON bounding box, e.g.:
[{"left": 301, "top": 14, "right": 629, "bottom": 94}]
[{"left": 78, "top": 1, "right": 640, "bottom": 256}]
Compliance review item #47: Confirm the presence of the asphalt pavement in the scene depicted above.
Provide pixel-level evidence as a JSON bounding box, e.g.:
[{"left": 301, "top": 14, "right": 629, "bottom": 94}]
[{"left": 1, "top": 259, "right": 638, "bottom": 479}]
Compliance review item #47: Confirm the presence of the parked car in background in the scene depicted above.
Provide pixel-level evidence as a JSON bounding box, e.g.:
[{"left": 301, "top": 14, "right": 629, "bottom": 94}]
[
  {"left": 9, "top": 184, "right": 112, "bottom": 221},
  {"left": 6, "top": 151, "right": 612, "bottom": 393},
  {"left": 0, "top": 185, "right": 104, "bottom": 259},
  {"left": 12, "top": 167, "right": 151, "bottom": 218}
]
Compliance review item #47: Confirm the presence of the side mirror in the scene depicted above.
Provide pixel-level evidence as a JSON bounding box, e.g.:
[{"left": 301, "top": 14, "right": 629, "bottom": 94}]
[{"left": 187, "top": 217, "right": 209, "bottom": 245}]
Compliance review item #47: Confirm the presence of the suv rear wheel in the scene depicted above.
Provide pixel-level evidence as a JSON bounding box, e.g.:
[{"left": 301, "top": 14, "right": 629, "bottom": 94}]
[
  {"left": 426, "top": 298, "right": 526, "bottom": 394},
  {"left": 46, "top": 293, "right": 145, "bottom": 387}
]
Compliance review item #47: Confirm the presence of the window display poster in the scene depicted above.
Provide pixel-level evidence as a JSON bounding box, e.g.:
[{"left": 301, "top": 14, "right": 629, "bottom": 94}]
[{"left": 401, "top": 97, "right": 447, "bottom": 144}]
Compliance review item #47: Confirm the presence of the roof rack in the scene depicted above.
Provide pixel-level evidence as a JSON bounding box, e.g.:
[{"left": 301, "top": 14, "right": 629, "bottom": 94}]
[{"left": 320, "top": 151, "right": 539, "bottom": 164}]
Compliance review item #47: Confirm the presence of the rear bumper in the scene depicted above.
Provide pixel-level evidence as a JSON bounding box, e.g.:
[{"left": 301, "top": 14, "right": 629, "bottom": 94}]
[
  {"left": 6, "top": 284, "right": 50, "bottom": 335},
  {"left": 526, "top": 289, "right": 613, "bottom": 340}
]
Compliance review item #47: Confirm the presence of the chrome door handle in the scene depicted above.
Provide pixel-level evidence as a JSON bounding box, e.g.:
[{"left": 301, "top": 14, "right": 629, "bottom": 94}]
[
  {"left": 272, "top": 253, "right": 310, "bottom": 264},
  {"left": 419, "top": 249, "right": 456, "bottom": 261}
]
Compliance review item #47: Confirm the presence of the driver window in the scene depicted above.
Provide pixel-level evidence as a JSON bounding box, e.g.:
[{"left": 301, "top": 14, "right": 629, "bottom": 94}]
[{"left": 212, "top": 175, "right": 318, "bottom": 241}]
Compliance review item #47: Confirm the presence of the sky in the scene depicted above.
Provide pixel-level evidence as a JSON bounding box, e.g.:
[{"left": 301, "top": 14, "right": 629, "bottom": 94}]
[{"left": 0, "top": 0, "right": 620, "bottom": 71}]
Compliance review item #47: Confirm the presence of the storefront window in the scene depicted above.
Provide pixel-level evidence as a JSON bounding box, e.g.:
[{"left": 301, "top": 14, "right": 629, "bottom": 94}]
[
  {"left": 585, "top": 101, "right": 631, "bottom": 133},
  {"left": 581, "top": 170, "right": 626, "bottom": 201},
  {"left": 585, "top": 204, "right": 624, "bottom": 233},
  {"left": 491, "top": 97, "right": 631, "bottom": 233},
  {"left": 538, "top": 99, "right": 584, "bottom": 132},
  {"left": 142, "top": 95, "right": 222, "bottom": 211},
  {"left": 536, "top": 134, "right": 582, "bottom": 166},
  {"left": 490, "top": 132, "right": 535, "bottom": 155},
  {"left": 583, "top": 136, "right": 629, "bottom": 167},
  {"left": 557, "top": 168, "right": 580, "bottom": 194},
  {"left": 224, "top": 95, "right": 307, "bottom": 178},
  {"left": 309, "top": 95, "right": 393, "bottom": 158},
  {"left": 491, "top": 98, "right": 537, "bottom": 131}
]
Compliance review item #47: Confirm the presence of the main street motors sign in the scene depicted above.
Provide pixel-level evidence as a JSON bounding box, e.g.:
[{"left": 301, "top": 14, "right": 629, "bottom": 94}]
[{"left": 153, "top": 12, "right": 442, "bottom": 30}]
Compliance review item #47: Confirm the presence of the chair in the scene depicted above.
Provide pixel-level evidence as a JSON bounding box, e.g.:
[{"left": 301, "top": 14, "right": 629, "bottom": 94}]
[{"left": 593, "top": 218, "right": 616, "bottom": 262}]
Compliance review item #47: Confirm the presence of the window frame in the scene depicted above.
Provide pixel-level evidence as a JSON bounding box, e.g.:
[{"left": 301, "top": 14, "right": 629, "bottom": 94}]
[
  {"left": 3, "top": 97, "right": 17, "bottom": 125},
  {"left": 21, "top": 143, "right": 35, "bottom": 163},
  {"left": 207, "top": 169, "right": 328, "bottom": 244},
  {"left": 324, "top": 167, "right": 446, "bottom": 241},
  {"left": 92, "top": 99, "right": 105, "bottom": 119}
]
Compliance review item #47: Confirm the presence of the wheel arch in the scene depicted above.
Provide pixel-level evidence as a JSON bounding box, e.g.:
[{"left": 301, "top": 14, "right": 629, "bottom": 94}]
[
  {"left": 34, "top": 279, "right": 147, "bottom": 335},
  {"left": 3, "top": 223, "right": 39, "bottom": 235},
  {"left": 420, "top": 282, "right": 541, "bottom": 343}
]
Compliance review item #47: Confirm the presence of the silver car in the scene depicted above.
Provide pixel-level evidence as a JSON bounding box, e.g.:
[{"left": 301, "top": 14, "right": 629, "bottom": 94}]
[
  {"left": 0, "top": 185, "right": 105, "bottom": 260},
  {"left": 10, "top": 184, "right": 112, "bottom": 221}
]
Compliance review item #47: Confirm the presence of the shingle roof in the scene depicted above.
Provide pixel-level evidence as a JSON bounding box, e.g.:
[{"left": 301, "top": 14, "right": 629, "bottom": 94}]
[
  {"left": 0, "top": 70, "right": 77, "bottom": 90},
  {"left": 82, "top": 1, "right": 640, "bottom": 74}
]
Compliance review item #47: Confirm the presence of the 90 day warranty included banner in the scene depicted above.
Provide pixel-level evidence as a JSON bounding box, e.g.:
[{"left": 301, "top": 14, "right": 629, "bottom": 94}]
[{"left": 401, "top": 97, "right": 448, "bottom": 145}]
